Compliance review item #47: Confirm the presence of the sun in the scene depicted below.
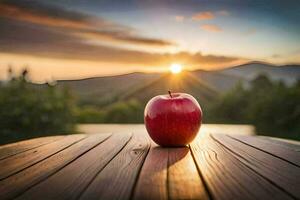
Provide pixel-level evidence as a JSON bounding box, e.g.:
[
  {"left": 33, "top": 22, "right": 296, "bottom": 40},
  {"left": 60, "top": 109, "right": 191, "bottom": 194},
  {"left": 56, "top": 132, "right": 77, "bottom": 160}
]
[{"left": 170, "top": 63, "right": 182, "bottom": 74}]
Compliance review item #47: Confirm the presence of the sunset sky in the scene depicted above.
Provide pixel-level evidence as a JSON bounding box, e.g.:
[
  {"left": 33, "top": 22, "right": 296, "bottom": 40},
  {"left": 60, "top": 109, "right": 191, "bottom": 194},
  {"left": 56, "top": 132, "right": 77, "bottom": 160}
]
[{"left": 0, "top": 0, "right": 300, "bottom": 82}]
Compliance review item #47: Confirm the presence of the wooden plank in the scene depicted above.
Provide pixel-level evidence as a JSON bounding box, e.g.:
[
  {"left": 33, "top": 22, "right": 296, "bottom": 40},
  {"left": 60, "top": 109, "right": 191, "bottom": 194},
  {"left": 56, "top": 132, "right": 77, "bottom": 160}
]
[
  {"left": 0, "top": 133, "right": 111, "bottom": 200},
  {"left": 190, "top": 134, "right": 293, "bottom": 200},
  {"left": 259, "top": 136, "right": 300, "bottom": 152},
  {"left": 133, "top": 142, "right": 168, "bottom": 200},
  {"left": 229, "top": 135, "right": 300, "bottom": 166},
  {"left": 168, "top": 147, "right": 209, "bottom": 200},
  {"left": 0, "top": 136, "right": 64, "bottom": 160},
  {"left": 0, "top": 134, "right": 86, "bottom": 180},
  {"left": 265, "top": 136, "right": 300, "bottom": 146},
  {"left": 79, "top": 133, "right": 150, "bottom": 200},
  {"left": 15, "top": 133, "right": 132, "bottom": 200},
  {"left": 212, "top": 134, "right": 300, "bottom": 199}
]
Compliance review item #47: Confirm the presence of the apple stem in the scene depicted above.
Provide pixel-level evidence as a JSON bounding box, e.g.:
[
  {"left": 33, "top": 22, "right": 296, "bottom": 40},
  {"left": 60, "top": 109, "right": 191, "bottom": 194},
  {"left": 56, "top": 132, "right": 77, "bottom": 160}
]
[{"left": 168, "top": 90, "right": 173, "bottom": 98}]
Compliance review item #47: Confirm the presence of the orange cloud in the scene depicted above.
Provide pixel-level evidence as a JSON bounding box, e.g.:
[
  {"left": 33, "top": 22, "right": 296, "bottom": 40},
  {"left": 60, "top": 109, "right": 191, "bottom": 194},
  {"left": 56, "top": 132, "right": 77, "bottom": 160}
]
[
  {"left": 217, "top": 10, "right": 230, "bottom": 16},
  {"left": 0, "top": 4, "right": 93, "bottom": 29},
  {"left": 0, "top": 18, "right": 241, "bottom": 67},
  {"left": 0, "top": 3, "right": 242, "bottom": 70},
  {"left": 175, "top": 15, "right": 184, "bottom": 22},
  {"left": 192, "top": 10, "right": 229, "bottom": 21},
  {"left": 0, "top": 2, "right": 174, "bottom": 47},
  {"left": 76, "top": 30, "right": 176, "bottom": 47},
  {"left": 201, "top": 24, "right": 222, "bottom": 32},
  {"left": 192, "top": 11, "right": 214, "bottom": 20}
]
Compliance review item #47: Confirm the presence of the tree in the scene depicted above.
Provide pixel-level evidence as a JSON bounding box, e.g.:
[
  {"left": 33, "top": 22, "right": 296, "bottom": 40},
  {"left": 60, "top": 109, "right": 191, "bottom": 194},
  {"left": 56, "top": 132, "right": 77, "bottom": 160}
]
[
  {"left": 206, "top": 74, "right": 300, "bottom": 140},
  {"left": 0, "top": 69, "right": 76, "bottom": 144},
  {"left": 205, "top": 82, "right": 249, "bottom": 124},
  {"left": 104, "top": 99, "right": 144, "bottom": 123}
]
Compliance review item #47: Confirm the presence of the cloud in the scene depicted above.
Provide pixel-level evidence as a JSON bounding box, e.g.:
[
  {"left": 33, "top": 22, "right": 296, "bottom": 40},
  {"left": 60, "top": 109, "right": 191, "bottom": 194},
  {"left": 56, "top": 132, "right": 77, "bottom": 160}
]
[
  {"left": 191, "top": 10, "right": 229, "bottom": 21},
  {"left": 217, "top": 10, "right": 230, "bottom": 16},
  {"left": 0, "top": 2, "right": 97, "bottom": 29},
  {"left": 162, "top": 52, "right": 240, "bottom": 66},
  {"left": 75, "top": 30, "right": 176, "bottom": 47},
  {"left": 271, "top": 54, "right": 281, "bottom": 58},
  {"left": 0, "top": 1, "right": 175, "bottom": 47},
  {"left": 200, "top": 24, "right": 222, "bottom": 32},
  {"left": 0, "top": 1, "right": 242, "bottom": 68},
  {"left": 192, "top": 11, "right": 214, "bottom": 20},
  {"left": 175, "top": 15, "right": 184, "bottom": 22},
  {"left": 0, "top": 18, "right": 242, "bottom": 68}
]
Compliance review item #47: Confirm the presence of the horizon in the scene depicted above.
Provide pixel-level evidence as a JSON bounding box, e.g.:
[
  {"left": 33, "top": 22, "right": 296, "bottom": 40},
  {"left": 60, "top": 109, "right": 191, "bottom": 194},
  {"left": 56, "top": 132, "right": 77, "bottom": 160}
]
[
  {"left": 1, "top": 0, "right": 300, "bottom": 82},
  {"left": 2, "top": 60, "right": 299, "bottom": 83}
]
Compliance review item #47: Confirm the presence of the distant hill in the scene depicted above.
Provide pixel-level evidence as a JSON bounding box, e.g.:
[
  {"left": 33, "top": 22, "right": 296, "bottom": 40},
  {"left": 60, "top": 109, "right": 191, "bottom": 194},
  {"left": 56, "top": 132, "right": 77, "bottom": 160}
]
[
  {"left": 57, "top": 72, "right": 160, "bottom": 106},
  {"left": 53, "top": 61, "right": 300, "bottom": 107},
  {"left": 219, "top": 61, "right": 300, "bottom": 85},
  {"left": 192, "top": 69, "right": 244, "bottom": 92},
  {"left": 121, "top": 72, "right": 218, "bottom": 105}
]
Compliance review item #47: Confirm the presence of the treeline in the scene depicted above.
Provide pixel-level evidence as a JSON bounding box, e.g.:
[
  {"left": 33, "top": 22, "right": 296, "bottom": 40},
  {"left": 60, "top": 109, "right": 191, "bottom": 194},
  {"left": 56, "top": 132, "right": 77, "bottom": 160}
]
[
  {"left": 76, "top": 74, "right": 300, "bottom": 140},
  {"left": 1, "top": 69, "right": 299, "bottom": 144},
  {"left": 205, "top": 75, "right": 300, "bottom": 140},
  {"left": 0, "top": 69, "right": 76, "bottom": 144},
  {"left": 76, "top": 99, "right": 143, "bottom": 123},
  {"left": 0, "top": 69, "right": 145, "bottom": 144}
]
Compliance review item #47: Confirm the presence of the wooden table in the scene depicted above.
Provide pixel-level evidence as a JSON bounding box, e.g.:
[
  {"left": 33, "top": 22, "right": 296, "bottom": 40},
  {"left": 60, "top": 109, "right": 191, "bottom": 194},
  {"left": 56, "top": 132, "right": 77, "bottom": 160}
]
[{"left": 0, "top": 131, "right": 299, "bottom": 200}]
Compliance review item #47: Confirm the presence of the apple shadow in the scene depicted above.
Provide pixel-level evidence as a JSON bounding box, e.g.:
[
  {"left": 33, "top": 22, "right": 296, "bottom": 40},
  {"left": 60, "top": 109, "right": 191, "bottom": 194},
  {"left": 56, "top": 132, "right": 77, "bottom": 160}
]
[
  {"left": 167, "top": 146, "right": 189, "bottom": 167},
  {"left": 148, "top": 146, "right": 189, "bottom": 170}
]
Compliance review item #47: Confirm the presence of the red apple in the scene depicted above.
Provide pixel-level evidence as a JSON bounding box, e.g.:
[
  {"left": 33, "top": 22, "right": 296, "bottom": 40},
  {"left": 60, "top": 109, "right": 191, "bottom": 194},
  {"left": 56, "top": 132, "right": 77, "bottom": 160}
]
[{"left": 144, "top": 91, "right": 202, "bottom": 147}]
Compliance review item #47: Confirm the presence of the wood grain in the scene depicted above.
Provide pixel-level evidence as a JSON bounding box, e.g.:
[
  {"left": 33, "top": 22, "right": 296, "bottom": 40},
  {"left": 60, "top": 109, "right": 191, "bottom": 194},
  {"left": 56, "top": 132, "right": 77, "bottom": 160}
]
[
  {"left": 79, "top": 133, "right": 150, "bottom": 200},
  {"left": 168, "top": 147, "right": 209, "bottom": 200},
  {"left": 212, "top": 134, "right": 300, "bottom": 199},
  {"left": 15, "top": 133, "right": 131, "bottom": 200},
  {"left": 190, "top": 134, "right": 293, "bottom": 200},
  {"left": 0, "top": 134, "right": 86, "bottom": 180},
  {"left": 259, "top": 136, "right": 300, "bottom": 152},
  {"left": 0, "top": 134, "right": 111, "bottom": 200},
  {"left": 1, "top": 130, "right": 299, "bottom": 200},
  {"left": 133, "top": 142, "right": 168, "bottom": 200},
  {"left": 0, "top": 136, "right": 64, "bottom": 160},
  {"left": 229, "top": 135, "right": 300, "bottom": 166}
]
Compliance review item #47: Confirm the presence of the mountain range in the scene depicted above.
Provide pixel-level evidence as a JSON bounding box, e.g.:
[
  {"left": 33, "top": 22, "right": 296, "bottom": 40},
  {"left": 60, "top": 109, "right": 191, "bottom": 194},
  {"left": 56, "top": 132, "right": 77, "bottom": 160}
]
[{"left": 56, "top": 61, "right": 300, "bottom": 107}]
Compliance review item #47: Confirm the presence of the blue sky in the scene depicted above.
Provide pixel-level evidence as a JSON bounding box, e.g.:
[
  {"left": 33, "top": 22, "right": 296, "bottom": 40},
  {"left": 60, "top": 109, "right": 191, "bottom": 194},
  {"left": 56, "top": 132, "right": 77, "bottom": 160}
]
[
  {"left": 74, "top": 0, "right": 300, "bottom": 58},
  {"left": 0, "top": 0, "right": 299, "bottom": 81}
]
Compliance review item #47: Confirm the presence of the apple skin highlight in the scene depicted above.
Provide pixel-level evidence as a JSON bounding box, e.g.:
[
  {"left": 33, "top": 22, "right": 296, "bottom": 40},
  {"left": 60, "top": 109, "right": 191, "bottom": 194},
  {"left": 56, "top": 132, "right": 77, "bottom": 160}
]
[{"left": 144, "top": 92, "right": 202, "bottom": 147}]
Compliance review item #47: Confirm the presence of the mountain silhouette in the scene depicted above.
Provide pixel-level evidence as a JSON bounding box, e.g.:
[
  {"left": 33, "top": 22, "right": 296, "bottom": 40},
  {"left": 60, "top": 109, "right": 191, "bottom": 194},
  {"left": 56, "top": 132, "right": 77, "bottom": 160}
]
[{"left": 54, "top": 62, "right": 300, "bottom": 106}]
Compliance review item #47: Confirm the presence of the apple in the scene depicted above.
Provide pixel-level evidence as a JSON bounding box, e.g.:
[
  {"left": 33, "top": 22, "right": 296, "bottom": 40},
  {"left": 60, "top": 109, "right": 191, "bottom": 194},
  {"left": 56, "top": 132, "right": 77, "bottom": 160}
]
[{"left": 144, "top": 91, "right": 202, "bottom": 147}]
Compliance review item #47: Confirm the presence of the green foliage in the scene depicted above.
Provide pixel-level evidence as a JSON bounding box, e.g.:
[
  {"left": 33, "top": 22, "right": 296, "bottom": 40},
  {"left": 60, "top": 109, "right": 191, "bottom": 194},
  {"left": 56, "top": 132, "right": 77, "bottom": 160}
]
[
  {"left": 204, "top": 82, "right": 248, "bottom": 124},
  {"left": 104, "top": 99, "right": 144, "bottom": 123},
  {"left": 247, "top": 79, "right": 300, "bottom": 140},
  {"left": 0, "top": 69, "right": 76, "bottom": 144},
  {"left": 75, "top": 73, "right": 299, "bottom": 140},
  {"left": 206, "top": 74, "right": 300, "bottom": 140},
  {"left": 1, "top": 68, "right": 299, "bottom": 143},
  {"left": 75, "top": 99, "right": 144, "bottom": 124},
  {"left": 75, "top": 106, "right": 105, "bottom": 123}
]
